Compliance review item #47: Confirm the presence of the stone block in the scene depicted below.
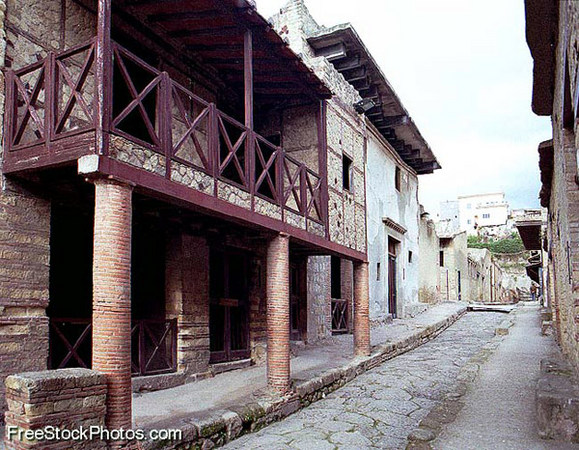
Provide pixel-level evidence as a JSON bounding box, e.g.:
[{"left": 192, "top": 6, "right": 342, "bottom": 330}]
[{"left": 536, "top": 373, "right": 579, "bottom": 442}]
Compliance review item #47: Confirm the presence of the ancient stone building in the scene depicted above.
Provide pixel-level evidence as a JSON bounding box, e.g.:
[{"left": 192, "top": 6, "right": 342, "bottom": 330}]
[
  {"left": 526, "top": 0, "right": 579, "bottom": 371},
  {"left": 467, "top": 248, "right": 508, "bottom": 304},
  {"left": 418, "top": 208, "right": 442, "bottom": 305},
  {"left": 0, "top": 0, "right": 374, "bottom": 428},
  {"left": 271, "top": 0, "right": 441, "bottom": 323},
  {"left": 437, "top": 230, "right": 469, "bottom": 302}
]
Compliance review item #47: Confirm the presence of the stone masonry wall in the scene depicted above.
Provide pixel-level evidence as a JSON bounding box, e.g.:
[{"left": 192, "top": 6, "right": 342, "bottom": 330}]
[
  {"left": 3, "top": 368, "right": 106, "bottom": 450},
  {"left": 306, "top": 256, "right": 331, "bottom": 342},
  {"left": 418, "top": 214, "right": 441, "bottom": 305},
  {"left": 165, "top": 232, "right": 210, "bottom": 378},
  {"left": 249, "top": 252, "right": 268, "bottom": 365},
  {"left": 439, "top": 232, "right": 469, "bottom": 302},
  {"left": 0, "top": 184, "right": 51, "bottom": 419},
  {"left": 0, "top": 0, "right": 95, "bottom": 420},
  {"left": 548, "top": 0, "right": 579, "bottom": 372},
  {"left": 271, "top": 0, "right": 367, "bottom": 254}
]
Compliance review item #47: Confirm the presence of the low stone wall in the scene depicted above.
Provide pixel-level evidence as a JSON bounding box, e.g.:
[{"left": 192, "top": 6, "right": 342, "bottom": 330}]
[
  {"left": 139, "top": 306, "right": 467, "bottom": 449},
  {"left": 3, "top": 369, "right": 107, "bottom": 449},
  {"left": 536, "top": 358, "right": 579, "bottom": 443}
]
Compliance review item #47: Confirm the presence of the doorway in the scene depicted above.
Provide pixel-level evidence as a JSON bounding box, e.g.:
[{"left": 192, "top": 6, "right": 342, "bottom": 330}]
[
  {"left": 209, "top": 248, "right": 251, "bottom": 363},
  {"left": 290, "top": 259, "right": 307, "bottom": 341},
  {"left": 388, "top": 237, "right": 399, "bottom": 318}
]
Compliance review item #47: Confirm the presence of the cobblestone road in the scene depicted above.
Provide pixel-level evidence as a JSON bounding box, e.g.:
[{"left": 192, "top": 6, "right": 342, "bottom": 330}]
[{"left": 225, "top": 312, "right": 506, "bottom": 450}]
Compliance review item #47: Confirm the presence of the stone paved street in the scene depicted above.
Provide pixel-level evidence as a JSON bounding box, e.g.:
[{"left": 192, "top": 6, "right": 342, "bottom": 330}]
[{"left": 225, "top": 312, "right": 506, "bottom": 449}]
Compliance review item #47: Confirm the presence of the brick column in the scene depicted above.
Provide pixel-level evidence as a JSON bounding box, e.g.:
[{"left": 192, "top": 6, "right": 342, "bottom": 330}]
[
  {"left": 353, "top": 261, "right": 371, "bottom": 356},
  {"left": 91, "top": 179, "right": 133, "bottom": 430},
  {"left": 266, "top": 232, "right": 290, "bottom": 394}
]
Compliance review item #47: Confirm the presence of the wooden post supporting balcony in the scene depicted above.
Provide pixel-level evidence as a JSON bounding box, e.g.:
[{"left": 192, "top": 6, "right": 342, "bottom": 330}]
[
  {"left": 244, "top": 29, "right": 254, "bottom": 130},
  {"left": 96, "top": 0, "right": 112, "bottom": 156},
  {"left": 244, "top": 29, "right": 256, "bottom": 194}
]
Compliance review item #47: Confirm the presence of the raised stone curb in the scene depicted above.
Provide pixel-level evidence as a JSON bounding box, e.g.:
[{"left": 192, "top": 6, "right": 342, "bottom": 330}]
[
  {"left": 140, "top": 306, "right": 467, "bottom": 449},
  {"left": 406, "top": 310, "right": 512, "bottom": 449}
]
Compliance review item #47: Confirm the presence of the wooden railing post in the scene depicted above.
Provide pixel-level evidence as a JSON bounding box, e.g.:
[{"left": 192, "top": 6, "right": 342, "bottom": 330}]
[
  {"left": 95, "top": 0, "right": 112, "bottom": 156},
  {"left": 278, "top": 151, "right": 285, "bottom": 208},
  {"left": 161, "top": 72, "right": 173, "bottom": 179},
  {"left": 45, "top": 52, "right": 55, "bottom": 149},
  {"left": 316, "top": 99, "right": 330, "bottom": 232},
  {"left": 248, "top": 131, "right": 256, "bottom": 196},
  {"left": 209, "top": 104, "right": 218, "bottom": 195},
  {"left": 5, "top": 69, "right": 15, "bottom": 153},
  {"left": 244, "top": 29, "right": 255, "bottom": 194},
  {"left": 300, "top": 165, "right": 307, "bottom": 216}
]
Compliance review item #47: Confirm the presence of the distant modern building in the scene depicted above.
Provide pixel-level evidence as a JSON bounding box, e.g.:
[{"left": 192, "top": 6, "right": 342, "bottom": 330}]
[{"left": 440, "top": 192, "right": 510, "bottom": 235}]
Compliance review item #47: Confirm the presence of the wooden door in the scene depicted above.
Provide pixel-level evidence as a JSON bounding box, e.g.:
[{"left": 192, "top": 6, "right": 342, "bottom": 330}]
[
  {"left": 388, "top": 238, "right": 398, "bottom": 318},
  {"left": 209, "top": 249, "right": 250, "bottom": 363}
]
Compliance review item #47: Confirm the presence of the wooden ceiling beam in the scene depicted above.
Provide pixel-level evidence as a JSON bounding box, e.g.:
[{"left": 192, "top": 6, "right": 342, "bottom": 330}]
[
  {"left": 168, "top": 26, "right": 241, "bottom": 39},
  {"left": 334, "top": 55, "right": 361, "bottom": 71},
  {"left": 147, "top": 9, "right": 220, "bottom": 23},
  {"left": 314, "top": 43, "right": 347, "bottom": 61}
]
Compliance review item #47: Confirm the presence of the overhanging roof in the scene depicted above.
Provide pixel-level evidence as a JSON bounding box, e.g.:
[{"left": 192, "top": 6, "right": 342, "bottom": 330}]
[
  {"left": 525, "top": 0, "right": 558, "bottom": 115},
  {"left": 113, "top": 0, "right": 332, "bottom": 103},
  {"left": 538, "top": 140, "right": 554, "bottom": 208},
  {"left": 307, "top": 25, "right": 441, "bottom": 175},
  {"left": 516, "top": 220, "right": 542, "bottom": 250},
  {"left": 526, "top": 263, "right": 541, "bottom": 283}
]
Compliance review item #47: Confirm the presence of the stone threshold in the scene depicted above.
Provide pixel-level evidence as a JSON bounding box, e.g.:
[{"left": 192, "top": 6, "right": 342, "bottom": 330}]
[{"left": 138, "top": 306, "right": 467, "bottom": 449}]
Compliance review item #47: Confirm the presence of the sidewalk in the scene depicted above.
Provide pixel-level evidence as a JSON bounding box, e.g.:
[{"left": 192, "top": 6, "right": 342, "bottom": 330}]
[
  {"left": 133, "top": 302, "right": 466, "bottom": 448},
  {"left": 0, "top": 302, "right": 467, "bottom": 450},
  {"left": 431, "top": 303, "right": 579, "bottom": 450}
]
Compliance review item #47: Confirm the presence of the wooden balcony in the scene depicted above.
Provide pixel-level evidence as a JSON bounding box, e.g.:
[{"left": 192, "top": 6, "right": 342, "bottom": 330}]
[{"left": 4, "top": 39, "right": 329, "bottom": 241}]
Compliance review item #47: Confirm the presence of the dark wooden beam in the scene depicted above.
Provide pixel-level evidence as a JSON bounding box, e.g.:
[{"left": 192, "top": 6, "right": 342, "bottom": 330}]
[
  {"left": 147, "top": 9, "right": 220, "bottom": 23},
  {"left": 342, "top": 66, "right": 366, "bottom": 79},
  {"left": 314, "top": 42, "right": 347, "bottom": 61},
  {"left": 375, "top": 115, "right": 409, "bottom": 127},
  {"left": 244, "top": 29, "right": 253, "bottom": 130},
  {"left": 414, "top": 161, "right": 438, "bottom": 173},
  {"left": 96, "top": 0, "right": 112, "bottom": 157},
  {"left": 168, "top": 26, "right": 241, "bottom": 39},
  {"left": 334, "top": 55, "right": 361, "bottom": 71},
  {"left": 359, "top": 85, "right": 378, "bottom": 98}
]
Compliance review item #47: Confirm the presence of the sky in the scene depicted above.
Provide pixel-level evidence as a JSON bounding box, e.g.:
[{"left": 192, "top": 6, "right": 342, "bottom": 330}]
[{"left": 256, "top": 0, "right": 552, "bottom": 216}]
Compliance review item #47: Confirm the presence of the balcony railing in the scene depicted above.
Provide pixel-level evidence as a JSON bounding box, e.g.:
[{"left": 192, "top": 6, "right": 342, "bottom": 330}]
[
  {"left": 49, "top": 317, "right": 178, "bottom": 377},
  {"left": 5, "top": 38, "right": 326, "bottom": 228}
]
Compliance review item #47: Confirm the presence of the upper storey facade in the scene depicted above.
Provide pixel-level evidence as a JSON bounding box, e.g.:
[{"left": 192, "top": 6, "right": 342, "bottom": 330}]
[{"left": 1, "top": 0, "right": 367, "bottom": 260}]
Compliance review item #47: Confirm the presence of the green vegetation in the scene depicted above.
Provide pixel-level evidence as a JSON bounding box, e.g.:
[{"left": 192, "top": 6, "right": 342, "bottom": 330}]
[{"left": 467, "top": 233, "right": 525, "bottom": 254}]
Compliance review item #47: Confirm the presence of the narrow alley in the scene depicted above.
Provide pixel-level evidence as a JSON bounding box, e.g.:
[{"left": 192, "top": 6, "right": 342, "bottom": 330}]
[{"left": 224, "top": 311, "right": 507, "bottom": 449}]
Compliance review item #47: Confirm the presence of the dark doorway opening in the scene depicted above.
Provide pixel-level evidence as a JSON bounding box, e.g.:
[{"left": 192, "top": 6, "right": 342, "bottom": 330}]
[
  {"left": 131, "top": 216, "right": 175, "bottom": 376},
  {"left": 388, "top": 236, "right": 399, "bottom": 319},
  {"left": 331, "top": 256, "right": 348, "bottom": 334},
  {"left": 48, "top": 203, "right": 93, "bottom": 370},
  {"left": 209, "top": 248, "right": 251, "bottom": 363},
  {"left": 290, "top": 258, "right": 307, "bottom": 341}
]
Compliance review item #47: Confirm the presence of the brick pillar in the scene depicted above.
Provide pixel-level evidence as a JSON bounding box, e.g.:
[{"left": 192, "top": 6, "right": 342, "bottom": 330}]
[
  {"left": 91, "top": 179, "right": 133, "bottom": 430},
  {"left": 353, "top": 261, "right": 371, "bottom": 356},
  {"left": 266, "top": 232, "right": 290, "bottom": 394}
]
